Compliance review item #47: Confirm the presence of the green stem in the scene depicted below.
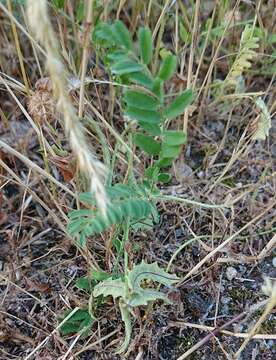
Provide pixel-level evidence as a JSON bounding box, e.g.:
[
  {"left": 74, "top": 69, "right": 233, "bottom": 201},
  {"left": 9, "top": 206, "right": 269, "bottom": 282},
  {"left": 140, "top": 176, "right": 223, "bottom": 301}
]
[{"left": 123, "top": 221, "right": 130, "bottom": 273}]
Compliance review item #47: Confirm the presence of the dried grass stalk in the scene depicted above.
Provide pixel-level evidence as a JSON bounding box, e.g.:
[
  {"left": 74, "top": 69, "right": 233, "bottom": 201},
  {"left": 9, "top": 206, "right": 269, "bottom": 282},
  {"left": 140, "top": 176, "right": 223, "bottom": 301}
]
[{"left": 26, "top": 0, "right": 107, "bottom": 215}]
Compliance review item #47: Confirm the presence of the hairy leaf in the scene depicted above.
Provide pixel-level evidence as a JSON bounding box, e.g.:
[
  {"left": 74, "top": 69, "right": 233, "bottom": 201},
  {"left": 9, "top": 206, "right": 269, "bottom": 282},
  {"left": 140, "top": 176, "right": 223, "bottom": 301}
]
[
  {"left": 252, "top": 98, "right": 271, "bottom": 140},
  {"left": 93, "top": 278, "right": 126, "bottom": 299},
  {"left": 164, "top": 89, "right": 193, "bottom": 119},
  {"left": 139, "top": 122, "right": 161, "bottom": 135},
  {"left": 112, "top": 20, "right": 133, "bottom": 50},
  {"left": 93, "top": 22, "right": 115, "bottom": 44},
  {"left": 127, "top": 261, "right": 178, "bottom": 292},
  {"left": 152, "top": 77, "right": 164, "bottom": 103},
  {"left": 116, "top": 300, "right": 132, "bottom": 354},
  {"left": 138, "top": 27, "right": 153, "bottom": 65},
  {"left": 111, "top": 60, "right": 143, "bottom": 75},
  {"left": 125, "top": 107, "right": 161, "bottom": 123},
  {"left": 160, "top": 144, "right": 182, "bottom": 159},
  {"left": 128, "top": 71, "right": 154, "bottom": 88},
  {"left": 163, "top": 130, "right": 187, "bottom": 145},
  {"left": 127, "top": 289, "right": 171, "bottom": 306},
  {"left": 134, "top": 133, "right": 161, "bottom": 155},
  {"left": 158, "top": 54, "right": 177, "bottom": 81},
  {"left": 124, "top": 90, "right": 159, "bottom": 110}
]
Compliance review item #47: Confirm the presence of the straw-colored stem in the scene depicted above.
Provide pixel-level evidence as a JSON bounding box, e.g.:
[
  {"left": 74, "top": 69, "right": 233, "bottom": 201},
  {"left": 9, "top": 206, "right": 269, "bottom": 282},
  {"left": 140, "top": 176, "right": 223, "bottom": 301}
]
[
  {"left": 78, "top": 0, "right": 94, "bottom": 118},
  {"left": 7, "top": 0, "right": 30, "bottom": 94}
]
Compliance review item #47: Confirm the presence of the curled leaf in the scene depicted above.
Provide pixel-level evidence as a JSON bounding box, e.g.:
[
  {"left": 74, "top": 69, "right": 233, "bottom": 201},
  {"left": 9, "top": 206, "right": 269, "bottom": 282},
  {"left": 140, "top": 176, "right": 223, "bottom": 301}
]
[
  {"left": 252, "top": 98, "right": 271, "bottom": 140},
  {"left": 93, "top": 278, "right": 126, "bottom": 299},
  {"left": 127, "top": 261, "right": 178, "bottom": 292}
]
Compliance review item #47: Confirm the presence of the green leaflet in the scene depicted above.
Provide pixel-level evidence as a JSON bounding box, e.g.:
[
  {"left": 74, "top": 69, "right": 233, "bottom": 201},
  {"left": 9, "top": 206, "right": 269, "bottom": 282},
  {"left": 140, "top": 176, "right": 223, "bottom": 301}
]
[
  {"left": 134, "top": 133, "right": 161, "bottom": 155},
  {"left": 75, "top": 277, "right": 93, "bottom": 291},
  {"left": 112, "top": 20, "right": 133, "bottom": 50},
  {"left": 160, "top": 144, "right": 182, "bottom": 159},
  {"left": 163, "top": 130, "right": 187, "bottom": 146},
  {"left": 93, "top": 22, "right": 115, "bottom": 44},
  {"left": 106, "top": 50, "right": 128, "bottom": 62},
  {"left": 164, "top": 89, "right": 193, "bottom": 119},
  {"left": 128, "top": 71, "right": 154, "bottom": 88},
  {"left": 52, "top": 0, "right": 65, "bottom": 9},
  {"left": 139, "top": 122, "right": 162, "bottom": 135},
  {"left": 125, "top": 107, "right": 161, "bottom": 123},
  {"left": 152, "top": 77, "right": 164, "bottom": 103},
  {"left": 111, "top": 60, "right": 144, "bottom": 75},
  {"left": 138, "top": 27, "right": 153, "bottom": 65},
  {"left": 179, "top": 21, "right": 191, "bottom": 44},
  {"left": 157, "top": 173, "right": 171, "bottom": 183},
  {"left": 158, "top": 54, "right": 177, "bottom": 81},
  {"left": 106, "top": 183, "right": 138, "bottom": 199},
  {"left": 124, "top": 90, "right": 159, "bottom": 110}
]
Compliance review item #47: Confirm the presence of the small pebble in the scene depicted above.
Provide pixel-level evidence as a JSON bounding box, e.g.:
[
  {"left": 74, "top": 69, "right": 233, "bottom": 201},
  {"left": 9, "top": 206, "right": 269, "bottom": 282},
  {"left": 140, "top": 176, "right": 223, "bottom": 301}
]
[{"left": 226, "top": 266, "right": 238, "bottom": 281}]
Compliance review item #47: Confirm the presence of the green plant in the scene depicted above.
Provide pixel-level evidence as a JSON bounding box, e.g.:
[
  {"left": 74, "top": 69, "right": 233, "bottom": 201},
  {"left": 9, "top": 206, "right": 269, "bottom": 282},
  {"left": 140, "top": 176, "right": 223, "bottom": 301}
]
[
  {"left": 59, "top": 308, "right": 94, "bottom": 337},
  {"left": 93, "top": 20, "right": 193, "bottom": 178},
  {"left": 66, "top": 20, "right": 192, "bottom": 354},
  {"left": 68, "top": 21, "right": 193, "bottom": 245},
  {"left": 93, "top": 261, "right": 178, "bottom": 354},
  {"left": 68, "top": 183, "right": 159, "bottom": 245}
]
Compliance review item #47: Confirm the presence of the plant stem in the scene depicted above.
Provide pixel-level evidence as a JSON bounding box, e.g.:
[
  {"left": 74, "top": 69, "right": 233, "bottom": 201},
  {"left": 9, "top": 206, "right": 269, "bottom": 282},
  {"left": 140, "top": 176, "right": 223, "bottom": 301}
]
[
  {"left": 78, "top": 0, "right": 94, "bottom": 118},
  {"left": 156, "top": 194, "right": 230, "bottom": 209},
  {"left": 123, "top": 221, "right": 130, "bottom": 273}
]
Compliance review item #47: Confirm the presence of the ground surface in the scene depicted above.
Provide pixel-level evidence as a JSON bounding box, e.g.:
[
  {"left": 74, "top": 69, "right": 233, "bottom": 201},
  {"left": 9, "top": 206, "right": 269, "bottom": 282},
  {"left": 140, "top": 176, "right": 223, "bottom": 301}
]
[{"left": 0, "top": 1, "right": 276, "bottom": 359}]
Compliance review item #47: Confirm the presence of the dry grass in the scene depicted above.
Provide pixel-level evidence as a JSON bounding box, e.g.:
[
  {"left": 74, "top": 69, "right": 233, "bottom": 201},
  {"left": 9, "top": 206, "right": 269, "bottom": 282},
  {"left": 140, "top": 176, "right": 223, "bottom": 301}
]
[{"left": 0, "top": 1, "right": 275, "bottom": 360}]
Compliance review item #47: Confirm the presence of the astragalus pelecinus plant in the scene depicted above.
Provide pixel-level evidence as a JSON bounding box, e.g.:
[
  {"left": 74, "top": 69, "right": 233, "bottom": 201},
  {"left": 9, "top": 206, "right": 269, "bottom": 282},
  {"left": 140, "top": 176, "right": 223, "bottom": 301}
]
[
  {"left": 68, "top": 20, "right": 193, "bottom": 245},
  {"left": 67, "top": 20, "right": 193, "bottom": 354}
]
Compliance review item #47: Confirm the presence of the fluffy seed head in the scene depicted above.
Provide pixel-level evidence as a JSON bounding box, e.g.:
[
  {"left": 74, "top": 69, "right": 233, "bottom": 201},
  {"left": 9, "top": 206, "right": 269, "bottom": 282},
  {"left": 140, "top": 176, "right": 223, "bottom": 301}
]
[{"left": 27, "top": 0, "right": 108, "bottom": 215}]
